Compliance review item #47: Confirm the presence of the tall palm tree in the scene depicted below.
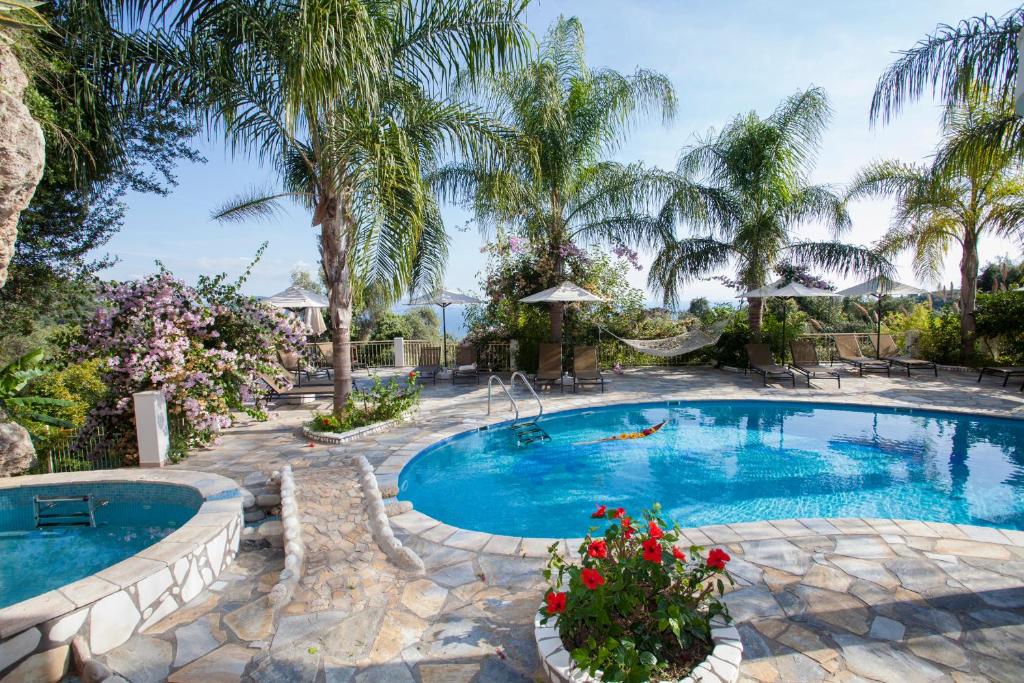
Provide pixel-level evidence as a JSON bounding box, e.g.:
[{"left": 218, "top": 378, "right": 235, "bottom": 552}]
[
  {"left": 433, "top": 17, "right": 677, "bottom": 341},
  {"left": 847, "top": 94, "right": 1024, "bottom": 363},
  {"left": 649, "top": 87, "right": 885, "bottom": 335},
  {"left": 175, "top": 0, "right": 530, "bottom": 415}
]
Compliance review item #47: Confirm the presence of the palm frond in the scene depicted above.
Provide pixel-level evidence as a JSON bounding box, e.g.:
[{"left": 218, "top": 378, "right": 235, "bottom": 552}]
[
  {"left": 786, "top": 241, "right": 894, "bottom": 280},
  {"left": 211, "top": 188, "right": 304, "bottom": 223},
  {"left": 647, "top": 237, "right": 734, "bottom": 307}
]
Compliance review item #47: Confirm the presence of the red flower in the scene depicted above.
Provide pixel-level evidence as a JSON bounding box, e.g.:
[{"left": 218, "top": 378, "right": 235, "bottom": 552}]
[
  {"left": 672, "top": 546, "right": 686, "bottom": 562},
  {"left": 545, "top": 591, "right": 567, "bottom": 615},
  {"left": 648, "top": 521, "right": 664, "bottom": 540},
  {"left": 621, "top": 516, "right": 634, "bottom": 539},
  {"left": 590, "top": 505, "right": 607, "bottom": 519},
  {"left": 581, "top": 567, "right": 605, "bottom": 590},
  {"left": 642, "top": 538, "right": 663, "bottom": 563},
  {"left": 612, "top": 507, "right": 626, "bottom": 519},
  {"left": 408, "top": 371, "right": 417, "bottom": 380},
  {"left": 587, "top": 540, "right": 607, "bottom": 559},
  {"left": 707, "top": 548, "right": 731, "bottom": 570}
]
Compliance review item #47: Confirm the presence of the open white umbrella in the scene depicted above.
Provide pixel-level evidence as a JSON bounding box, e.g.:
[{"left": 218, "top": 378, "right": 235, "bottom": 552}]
[
  {"left": 407, "top": 288, "right": 483, "bottom": 366},
  {"left": 837, "top": 276, "right": 926, "bottom": 358},
  {"left": 520, "top": 282, "right": 605, "bottom": 374},
  {"left": 740, "top": 279, "right": 840, "bottom": 360},
  {"left": 266, "top": 285, "right": 329, "bottom": 338}
]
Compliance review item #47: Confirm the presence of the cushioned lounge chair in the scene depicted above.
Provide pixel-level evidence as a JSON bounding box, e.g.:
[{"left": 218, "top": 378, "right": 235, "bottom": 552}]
[
  {"left": 316, "top": 342, "right": 368, "bottom": 373},
  {"left": 534, "top": 342, "right": 564, "bottom": 393},
  {"left": 745, "top": 343, "right": 795, "bottom": 387},
  {"left": 790, "top": 339, "right": 841, "bottom": 388},
  {"left": 413, "top": 346, "right": 442, "bottom": 385},
  {"left": 871, "top": 334, "right": 937, "bottom": 377},
  {"left": 977, "top": 366, "right": 1024, "bottom": 387},
  {"left": 452, "top": 345, "right": 481, "bottom": 385},
  {"left": 572, "top": 346, "right": 605, "bottom": 393},
  {"left": 832, "top": 335, "right": 891, "bottom": 377},
  {"left": 278, "top": 350, "right": 316, "bottom": 385}
]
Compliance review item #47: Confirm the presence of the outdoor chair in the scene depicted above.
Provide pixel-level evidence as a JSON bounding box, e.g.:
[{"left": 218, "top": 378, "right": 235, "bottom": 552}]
[
  {"left": 533, "top": 343, "right": 564, "bottom": 393},
  {"left": 278, "top": 350, "right": 317, "bottom": 386},
  {"left": 316, "top": 342, "right": 369, "bottom": 373},
  {"left": 413, "top": 346, "right": 442, "bottom": 385},
  {"left": 745, "top": 343, "right": 795, "bottom": 387},
  {"left": 977, "top": 366, "right": 1024, "bottom": 387},
  {"left": 452, "top": 345, "right": 481, "bottom": 385},
  {"left": 572, "top": 346, "right": 605, "bottom": 393},
  {"left": 832, "top": 334, "right": 891, "bottom": 377},
  {"left": 790, "top": 339, "right": 841, "bottom": 388},
  {"left": 254, "top": 371, "right": 334, "bottom": 408},
  {"left": 870, "top": 334, "right": 938, "bottom": 377}
]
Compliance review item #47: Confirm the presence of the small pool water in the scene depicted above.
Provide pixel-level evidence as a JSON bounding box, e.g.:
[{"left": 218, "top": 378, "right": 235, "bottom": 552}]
[
  {"left": 399, "top": 401, "right": 1024, "bottom": 538},
  {"left": 0, "top": 482, "right": 201, "bottom": 608}
]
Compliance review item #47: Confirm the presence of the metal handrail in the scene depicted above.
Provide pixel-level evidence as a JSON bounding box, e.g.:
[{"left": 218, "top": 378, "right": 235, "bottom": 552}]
[
  {"left": 487, "top": 375, "right": 519, "bottom": 423},
  {"left": 510, "top": 371, "right": 544, "bottom": 421}
]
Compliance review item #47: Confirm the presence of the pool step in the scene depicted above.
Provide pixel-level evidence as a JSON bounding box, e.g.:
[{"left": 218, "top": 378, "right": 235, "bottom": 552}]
[
  {"left": 512, "top": 422, "right": 550, "bottom": 446},
  {"left": 33, "top": 495, "right": 96, "bottom": 528}
]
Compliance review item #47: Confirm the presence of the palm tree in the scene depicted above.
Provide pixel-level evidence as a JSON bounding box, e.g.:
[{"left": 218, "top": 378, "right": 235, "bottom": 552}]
[
  {"left": 847, "top": 94, "right": 1024, "bottom": 363},
  {"left": 649, "top": 87, "right": 885, "bottom": 335},
  {"left": 177, "top": 0, "right": 530, "bottom": 415},
  {"left": 870, "top": 6, "right": 1024, "bottom": 166},
  {"left": 433, "top": 17, "right": 677, "bottom": 341}
]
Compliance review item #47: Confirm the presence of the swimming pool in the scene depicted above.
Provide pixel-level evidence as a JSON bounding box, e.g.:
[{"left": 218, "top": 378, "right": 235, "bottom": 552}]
[
  {"left": 0, "top": 482, "right": 201, "bottom": 608},
  {"left": 399, "top": 400, "right": 1024, "bottom": 538}
]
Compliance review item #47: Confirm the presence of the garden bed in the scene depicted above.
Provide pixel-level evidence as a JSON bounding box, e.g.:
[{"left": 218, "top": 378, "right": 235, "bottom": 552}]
[{"left": 301, "top": 409, "right": 415, "bottom": 445}]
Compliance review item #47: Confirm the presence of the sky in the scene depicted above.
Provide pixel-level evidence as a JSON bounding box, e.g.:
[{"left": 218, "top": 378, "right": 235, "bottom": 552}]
[{"left": 101, "top": 0, "right": 1024, "bottom": 313}]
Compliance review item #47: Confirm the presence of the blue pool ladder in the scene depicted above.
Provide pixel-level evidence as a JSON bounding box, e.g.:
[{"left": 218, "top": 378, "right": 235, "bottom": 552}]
[
  {"left": 487, "top": 373, "right": 550, "bottom": 446},
  {"left": 33, "top": 494, "right": 96, "bottom": 528}
]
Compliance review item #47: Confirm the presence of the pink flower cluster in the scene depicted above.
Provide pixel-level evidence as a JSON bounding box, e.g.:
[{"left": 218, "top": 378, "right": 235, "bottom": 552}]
[
  {"left": 77, "top": 272, "right": 306, "bottom": 443},
  {"left": 612, "top": 244, "right": 642, "bottom": 271}
]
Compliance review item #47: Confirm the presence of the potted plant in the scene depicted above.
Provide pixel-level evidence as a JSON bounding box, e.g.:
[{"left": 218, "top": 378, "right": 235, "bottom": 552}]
[{"left": 536, "top": 504, "right": 742, "bottom": 682}]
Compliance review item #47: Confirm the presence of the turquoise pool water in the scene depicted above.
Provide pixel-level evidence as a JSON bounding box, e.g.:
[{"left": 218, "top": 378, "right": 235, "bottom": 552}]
[
  {"left": 0, "top": 482, "right": 202, "bottom": 608},
  {"left": 399, "top": 401, "right": 1024, "bottom": 538}
]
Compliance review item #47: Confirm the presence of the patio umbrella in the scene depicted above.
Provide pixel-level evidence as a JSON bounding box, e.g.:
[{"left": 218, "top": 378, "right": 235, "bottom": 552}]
[
  {"left": 266, "top": 285, "right": 329, "bottom": 337},
  {"left": 837, "top": 276, "right": 926, "bottom": 358},
  {"left": 740, "top": 279, "right": 840, "bottom": 361},
  {"left": 520, "top": 281, "right": 604, "bottom": 349},
  {"left": 407, "top": 288, "right": 483, "bottom": 367}
]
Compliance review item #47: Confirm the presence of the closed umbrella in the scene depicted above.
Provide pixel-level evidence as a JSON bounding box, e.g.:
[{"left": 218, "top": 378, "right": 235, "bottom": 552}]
[
  {"left": 837, "top": 276, "right": 926, "bottom": 358},
  {"left": 740, "top": 279, "right": 840, "bottom": 361},
  {"left": 266, "top": 285, "right": 330, "bottom": 338},
  {"left": 407, "top": 288, "right": 483, "bottom": 367}
]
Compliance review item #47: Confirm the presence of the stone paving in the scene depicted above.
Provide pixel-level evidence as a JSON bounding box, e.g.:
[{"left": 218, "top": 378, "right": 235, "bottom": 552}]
[{"left": 91, "top": 366, "right": 1024, "bottom": 682}]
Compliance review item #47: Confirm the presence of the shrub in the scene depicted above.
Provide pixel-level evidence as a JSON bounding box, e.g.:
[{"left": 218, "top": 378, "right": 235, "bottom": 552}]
[
  {"left": 310, "top": 372, "right": 421, "bottom": 433},
  {"left": 975, "top": 291, "right": 1024, "bottom": 363},
  {"left": 541, "top": 504, "right": 733, "bottom": 682}
]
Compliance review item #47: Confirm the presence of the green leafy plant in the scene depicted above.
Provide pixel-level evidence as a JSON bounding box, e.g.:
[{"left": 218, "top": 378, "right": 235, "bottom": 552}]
[
  {"left": 976, "top": 291, "right": 1024, "bottom": 363},
  {"left": 541, "top": 504, "right": 733, "bottom": 682},
  {"left": 0, "top": 349, "right": 75, "bottom": 428},
  {"left": 310, "top": 373, "right": 421, "bottom": 433}
]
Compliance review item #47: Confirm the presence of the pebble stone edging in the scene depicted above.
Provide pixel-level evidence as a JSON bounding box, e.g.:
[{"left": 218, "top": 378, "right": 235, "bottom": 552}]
[
  {"left": 535, "top": 612, "right": 743, "bottom": 683},
  {"left": 354, "top": 455, "right": 424, "bottom": 573},
  {"left": 268, "top": 465, "right": 306, "bottom": 607},
  {"left": 0, "top": 470, "right": 242, "bottom": 683}
]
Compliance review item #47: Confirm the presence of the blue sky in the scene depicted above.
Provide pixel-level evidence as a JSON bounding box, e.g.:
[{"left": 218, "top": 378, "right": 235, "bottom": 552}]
[{"left": 102, "top": 0, "right": 1023, "bottom": 308}]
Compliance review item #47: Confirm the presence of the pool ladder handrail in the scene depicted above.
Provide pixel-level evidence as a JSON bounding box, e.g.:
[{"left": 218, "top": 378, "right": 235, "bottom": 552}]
[
  {"left": 486, "top": 374, "right": 519, "bottom": 422},
  {"left": 33, "top": 494, "right": 96, "bottom": 528},
  {"left": 487, "top": 373, "right": 549, "bottom": 445},
  {"left": 509, "top": 371, "right": 544, "bottom": 423}
]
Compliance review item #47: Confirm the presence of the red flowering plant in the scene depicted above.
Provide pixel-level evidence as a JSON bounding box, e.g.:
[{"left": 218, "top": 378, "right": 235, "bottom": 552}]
[{"left": 540, "top": 503, "right": 733, "bottom": 682}]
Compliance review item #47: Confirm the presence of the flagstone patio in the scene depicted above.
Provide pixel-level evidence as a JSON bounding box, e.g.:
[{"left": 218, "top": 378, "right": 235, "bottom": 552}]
[{"left": 94, "top": 367, "right": 1024, "bottom": 682}]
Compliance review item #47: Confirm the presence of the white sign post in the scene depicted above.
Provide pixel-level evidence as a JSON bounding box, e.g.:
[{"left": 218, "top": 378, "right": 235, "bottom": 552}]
[{"left": 133, "top": 391, "right": 170, "bottom": 468}]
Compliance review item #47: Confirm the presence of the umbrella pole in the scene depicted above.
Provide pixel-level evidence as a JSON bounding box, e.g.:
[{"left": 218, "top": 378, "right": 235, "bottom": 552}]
[
  {"left": 781, "top": 299, "right": 788, "bottom": 363},
  {"left": 876, "top": 295, "right": 882, "bottom": 359},
  {"left": 441, "top": 304, "right": 448, "bottom": 367}
]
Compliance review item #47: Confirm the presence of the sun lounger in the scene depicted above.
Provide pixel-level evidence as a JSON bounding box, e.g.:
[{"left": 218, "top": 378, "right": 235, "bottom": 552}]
[
  {"left": 745, "top": 343, "right": 795, "bottom": 387},
  {"left": 316, "top": 342, "right": 368, "bottom": 373},
  {"left": 832, "top": 334, "right": 891, "bottom": 377},
  {"left": 977, "top": 366, "right": 1024, "bottom": 387},
  {"left": 534, "top": 343, "right": 564, "bottom": 393},
  {"left": 452, "top": 345, "right": 481, "bottom": 385},
  {"left": 871, "top": 334, "right": 938, "bottom": 377},
  {"left": 413, "top": 346, "right": 442, "bottom": 385},
  {"left": 572, "top": 346, "right": 605, "bottom": 393},
  {"left": 790, "top": 340, "right": 841, "bottom": 388}
]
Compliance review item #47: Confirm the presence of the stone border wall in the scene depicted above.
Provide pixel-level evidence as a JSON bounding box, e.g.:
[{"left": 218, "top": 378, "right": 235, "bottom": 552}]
[
  {"left": 0, "top": 470, "right": 242, "bottom": 683},
  {"left": 354, "top": 455, "right": 424, "bottom": 573},
  {"left": 268, "top": 465, "right": 305, "bottom": 607}
]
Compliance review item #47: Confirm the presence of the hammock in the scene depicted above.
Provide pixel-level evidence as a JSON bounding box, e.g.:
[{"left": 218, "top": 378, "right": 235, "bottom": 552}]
[{"left": 602, "top": 319, "right": 729, "bottom": 358}]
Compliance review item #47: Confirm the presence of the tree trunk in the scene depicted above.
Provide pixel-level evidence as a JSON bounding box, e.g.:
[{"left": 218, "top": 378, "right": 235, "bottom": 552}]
[
  {"left": 958, "top": 231, "right": 979, "bottom": 364},
  {"left": 0, "top": 37, "right": 45, "bottom": 290},
  {"left": 748, "top": 297, "right": 764, "bottom": 339},
  {"left": 319, "top": 193, "right": 354, "bottom": 417}
]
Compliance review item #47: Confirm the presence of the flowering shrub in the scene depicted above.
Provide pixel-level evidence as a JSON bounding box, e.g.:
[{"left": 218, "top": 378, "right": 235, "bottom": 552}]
[
  {"left": 76, "top": 271, "right": 306, "bottom": 451},
  {"left": 541, "top": 504, "right": 733, "bottom": 682},
  {"left": 310, "top": 372, "right": 421, "bottom": 433}
]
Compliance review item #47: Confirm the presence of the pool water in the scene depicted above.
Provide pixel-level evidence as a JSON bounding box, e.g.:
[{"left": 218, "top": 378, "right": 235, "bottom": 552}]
[
  {"left": 399, "top": 401, "right": 1024, "bottom": 538},
  {"left": 0, "top": 483, "right": 201, "bottom": 608}
]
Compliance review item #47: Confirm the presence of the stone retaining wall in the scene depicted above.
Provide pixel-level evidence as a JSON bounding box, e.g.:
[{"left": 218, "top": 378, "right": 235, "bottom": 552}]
[
  {"left": 354, "top": 455, "right": 424, "bottom": 573},
  {"left": 0, "top": 471, "right": 242, "bottom": 683}
]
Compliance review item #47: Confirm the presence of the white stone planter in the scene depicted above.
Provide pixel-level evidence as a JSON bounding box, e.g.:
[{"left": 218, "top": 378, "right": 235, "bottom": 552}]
[
  {"left": 302, "top": 407, "right": 417, "bottom": 445},
  {"left": 535, "top": 609, "right": 743, "bottom": 683}
]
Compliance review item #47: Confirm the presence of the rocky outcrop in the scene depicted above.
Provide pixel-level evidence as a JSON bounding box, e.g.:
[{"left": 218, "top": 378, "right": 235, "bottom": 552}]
[
  {"left": 0, "top": 421, "right": 36, "bottom": 476},
  {"left": 0, "top": 34, "right": 46, "bottom": 289}
]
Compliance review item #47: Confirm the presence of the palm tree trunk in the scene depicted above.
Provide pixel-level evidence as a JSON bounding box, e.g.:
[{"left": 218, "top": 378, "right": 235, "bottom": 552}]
[
  {"left": 748, "top": 297, "right": 764, "bottom": 339},
  {"left": 958, "top": 230, "right": 979, "bottom": 363},
  {"left": 319, "top": 193, "right": 354, "bottom": 417}
]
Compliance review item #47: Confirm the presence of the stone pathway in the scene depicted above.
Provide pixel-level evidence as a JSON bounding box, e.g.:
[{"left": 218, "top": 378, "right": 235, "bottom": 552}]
[{"left": 92, "top": 367, "right": 1024, "bottom": 682}]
